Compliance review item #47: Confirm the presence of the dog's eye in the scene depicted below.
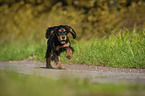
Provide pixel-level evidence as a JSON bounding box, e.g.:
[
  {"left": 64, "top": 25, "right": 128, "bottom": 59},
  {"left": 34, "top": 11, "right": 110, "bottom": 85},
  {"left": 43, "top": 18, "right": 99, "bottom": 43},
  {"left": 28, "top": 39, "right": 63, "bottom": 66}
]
[
  {"left": 63, "top": 29, "right": 66, "bottom": 32},
  {"left": 59, "top": 29, "right": 62, "bottom": 32}
]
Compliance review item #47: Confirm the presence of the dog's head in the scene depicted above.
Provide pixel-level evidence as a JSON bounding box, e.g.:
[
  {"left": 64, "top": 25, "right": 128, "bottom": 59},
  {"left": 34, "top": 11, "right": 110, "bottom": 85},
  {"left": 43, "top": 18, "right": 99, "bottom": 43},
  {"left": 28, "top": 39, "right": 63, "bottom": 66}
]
[
  {"left": 55, "top": 27, "right": 67, "bottom": 44},
  {"left": 45, "top": 25, "right": 76, "bottom": 44}
]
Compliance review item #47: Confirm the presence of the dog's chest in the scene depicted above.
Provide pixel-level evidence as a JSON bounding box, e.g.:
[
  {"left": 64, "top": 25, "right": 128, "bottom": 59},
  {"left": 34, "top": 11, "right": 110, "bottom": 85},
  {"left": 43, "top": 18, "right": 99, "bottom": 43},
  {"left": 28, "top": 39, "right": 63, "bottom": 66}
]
[{"left": 59, "top": 47, "right": 67, "bottom": 51}]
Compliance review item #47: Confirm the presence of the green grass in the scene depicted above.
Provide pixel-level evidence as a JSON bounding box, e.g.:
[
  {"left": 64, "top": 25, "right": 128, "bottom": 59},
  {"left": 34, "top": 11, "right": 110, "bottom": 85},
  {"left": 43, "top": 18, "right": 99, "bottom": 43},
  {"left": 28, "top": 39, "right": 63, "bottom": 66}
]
[
  {"left": 0, "top": 42, "right": 38, "bottom": 61},
  {"left": 0, "top": 30, "right": 144, "bottom": 68},
  {"left": 0, "top": 70, "right": 145, "bottom": 96},
  {"left": 63, "top": 31, "right": 145, "bottom": 68}
]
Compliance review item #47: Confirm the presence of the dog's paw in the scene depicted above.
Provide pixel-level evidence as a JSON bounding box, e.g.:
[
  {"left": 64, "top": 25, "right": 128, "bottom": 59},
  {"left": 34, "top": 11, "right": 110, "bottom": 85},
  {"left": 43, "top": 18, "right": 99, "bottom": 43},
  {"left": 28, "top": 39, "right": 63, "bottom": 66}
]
[
  {"left": 66, "top": 55, "right": 72, "bottom": 60},
  {"left": 56, "top": 63, "right": 62, "bottom": 69},
  {"left": 56, "top": 66, "right": 62, "bottom": 69},
  {"left": 46, "top": 64, "right": 53, "bottom": 69}
]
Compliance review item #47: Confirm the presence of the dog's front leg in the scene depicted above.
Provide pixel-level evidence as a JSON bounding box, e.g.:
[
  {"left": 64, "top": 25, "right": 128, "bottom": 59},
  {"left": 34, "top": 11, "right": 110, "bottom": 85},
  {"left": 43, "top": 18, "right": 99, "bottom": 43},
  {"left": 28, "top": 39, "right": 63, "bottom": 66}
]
[
  {"left": 46, "top": 57, "right": 52, "bottom": 68},
  {"left": 46, "top": 50, "right": 53, "bottom": 68},
  {"left": 56, "top": 56, "right": 62, "bottom": 69},
  {"left": 66, "top": 47, "right": 73, "bottom": 59},
  {"left": 54, "top": 55, "right": 62, "bottom": 69},
  {"left": 53, "top": 51, "right": 62, "bottom": 69}
]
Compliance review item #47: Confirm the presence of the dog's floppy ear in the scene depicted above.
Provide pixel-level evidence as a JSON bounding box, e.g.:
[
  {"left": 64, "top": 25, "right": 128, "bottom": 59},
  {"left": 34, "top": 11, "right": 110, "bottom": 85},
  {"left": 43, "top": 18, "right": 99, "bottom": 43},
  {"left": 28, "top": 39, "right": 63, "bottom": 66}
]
[
  {"left": 45, "top": 26, "right": 56, "bottom": 39},
  {"left": 64, "top": 25, "right": 76, "bottom": 39}
]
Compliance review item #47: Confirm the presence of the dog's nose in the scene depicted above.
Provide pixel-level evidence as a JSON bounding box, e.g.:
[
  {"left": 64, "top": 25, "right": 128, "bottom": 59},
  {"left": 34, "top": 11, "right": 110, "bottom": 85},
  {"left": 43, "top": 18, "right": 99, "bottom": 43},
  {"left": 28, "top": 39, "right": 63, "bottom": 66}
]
[{"left": 62, "top": 36, "right": 65, "bottom": 39}]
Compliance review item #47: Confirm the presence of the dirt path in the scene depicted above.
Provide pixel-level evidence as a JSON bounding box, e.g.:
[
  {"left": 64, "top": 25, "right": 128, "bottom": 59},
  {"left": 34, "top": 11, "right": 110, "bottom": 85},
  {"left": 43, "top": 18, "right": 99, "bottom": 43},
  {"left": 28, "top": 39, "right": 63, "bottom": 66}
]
[{"left": 0, "top": 61, "right": 145, "bottom": 84}]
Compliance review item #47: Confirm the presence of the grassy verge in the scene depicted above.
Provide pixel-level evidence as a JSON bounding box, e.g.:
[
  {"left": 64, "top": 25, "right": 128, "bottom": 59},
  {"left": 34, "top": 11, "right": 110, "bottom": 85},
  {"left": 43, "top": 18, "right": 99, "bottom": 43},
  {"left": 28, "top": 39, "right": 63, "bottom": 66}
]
[
  {"left": 66, "top": 30, "right": 145, "bottom": 68},
  {"left": 0, "top": 70, "right": 145, "bottom": 96},
  {"left": 0, "top": 42, "right": 40, "bottom": 61},
  {"left": 0, "top": 30, "right": 144, "bottom": 68}
]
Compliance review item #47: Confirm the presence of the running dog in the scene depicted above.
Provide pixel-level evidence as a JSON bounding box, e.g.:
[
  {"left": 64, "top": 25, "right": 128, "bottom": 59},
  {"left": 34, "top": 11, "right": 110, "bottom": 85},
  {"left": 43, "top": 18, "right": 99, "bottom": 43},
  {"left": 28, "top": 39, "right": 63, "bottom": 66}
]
[{"left": 45, "top": 25, "right": 76, "bottom": 69}]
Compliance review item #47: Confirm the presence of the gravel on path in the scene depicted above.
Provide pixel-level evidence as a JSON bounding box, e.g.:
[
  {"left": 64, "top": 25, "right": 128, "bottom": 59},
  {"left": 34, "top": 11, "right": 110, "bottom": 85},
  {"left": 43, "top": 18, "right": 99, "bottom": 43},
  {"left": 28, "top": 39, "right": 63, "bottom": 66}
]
[{"left": 0, "top": 61, "right": 145, "bottom": 84}]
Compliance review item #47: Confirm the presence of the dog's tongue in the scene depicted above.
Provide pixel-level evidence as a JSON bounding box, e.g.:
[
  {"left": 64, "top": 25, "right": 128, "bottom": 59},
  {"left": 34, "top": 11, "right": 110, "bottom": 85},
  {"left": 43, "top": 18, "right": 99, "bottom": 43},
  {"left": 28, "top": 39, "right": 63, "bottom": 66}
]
[{"left": 61, "top": 41, "right": 65, "bottom": 44}]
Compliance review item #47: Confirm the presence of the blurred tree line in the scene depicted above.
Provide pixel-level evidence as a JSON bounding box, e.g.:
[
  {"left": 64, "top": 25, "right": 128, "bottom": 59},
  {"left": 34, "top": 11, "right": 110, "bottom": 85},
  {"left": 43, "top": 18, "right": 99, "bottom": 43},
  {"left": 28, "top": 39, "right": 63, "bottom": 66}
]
[{"left": 0, "top": 0, "right": 145, "bottom": 44}]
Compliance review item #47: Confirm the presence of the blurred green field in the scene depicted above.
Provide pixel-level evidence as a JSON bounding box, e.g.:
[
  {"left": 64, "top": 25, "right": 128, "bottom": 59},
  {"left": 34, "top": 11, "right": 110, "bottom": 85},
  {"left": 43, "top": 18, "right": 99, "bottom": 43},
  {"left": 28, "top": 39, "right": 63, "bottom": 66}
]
[
  {"left": 0, "top": 30, "right": 144, "bottom": 68},
  {"left": 0, "top": 70, "right": 145, "bottom": 96}
]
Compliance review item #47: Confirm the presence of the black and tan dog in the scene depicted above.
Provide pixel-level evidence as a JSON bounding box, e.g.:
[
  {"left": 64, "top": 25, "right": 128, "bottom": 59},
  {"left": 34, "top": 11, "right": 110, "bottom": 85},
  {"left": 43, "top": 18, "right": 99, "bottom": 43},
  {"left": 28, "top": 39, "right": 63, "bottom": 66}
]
[{"left": 45, "top": 25, "right": 76, "bottom": 69}]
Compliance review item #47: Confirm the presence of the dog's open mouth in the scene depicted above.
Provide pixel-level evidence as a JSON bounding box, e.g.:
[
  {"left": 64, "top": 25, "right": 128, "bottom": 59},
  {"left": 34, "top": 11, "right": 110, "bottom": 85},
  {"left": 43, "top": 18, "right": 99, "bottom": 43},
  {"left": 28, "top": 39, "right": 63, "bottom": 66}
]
[{"left": 60, "top": 41, "right": 66, "bottom": 44}]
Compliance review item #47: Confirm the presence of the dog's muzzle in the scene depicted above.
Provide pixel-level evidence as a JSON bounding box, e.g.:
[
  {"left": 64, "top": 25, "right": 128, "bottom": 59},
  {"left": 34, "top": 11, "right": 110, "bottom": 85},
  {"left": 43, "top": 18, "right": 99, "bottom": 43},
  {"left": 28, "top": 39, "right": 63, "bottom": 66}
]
[
  {"left": 58, "top": 35, "right": 66, "bottom": 44},
  {"left": 60, "top": 40, "right": 66, "bottom": 44}
]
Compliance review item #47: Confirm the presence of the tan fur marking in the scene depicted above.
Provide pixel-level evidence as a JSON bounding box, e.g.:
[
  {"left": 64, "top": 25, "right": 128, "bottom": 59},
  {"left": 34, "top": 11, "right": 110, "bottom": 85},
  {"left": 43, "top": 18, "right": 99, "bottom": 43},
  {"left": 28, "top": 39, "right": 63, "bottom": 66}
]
[
  {"left": 70, "top": 29, "right": 74, "bottom": 34},
  {"left": 66, "top": 47, "right": 72, "bottom": 59},
  {"left": 59, "top": 29, "right": 62, "bottom": 32},
  {"left": 70, "top": 29, "right": 73, "bottom": 32},
  {"left": 55, "top": 42, "right": 70, "bottom": 51},
  {"left": 63, "top": 29, "right": 66, "bottom": 32},
  {"left": 50, "top": 30, "right": 54, "bottom": 35},
  {"left": 46, "top": 57, "right": 52, "bottom": 68},
  {"left": 56, "top": 56, "right": 62, "bottom": 69},
  {"left": 46, "top": 51, "right": 53, "bottom": 68},
  {"left": 62, "top": 42, "right": 70, "bottom": 47},
  {"left": 56, "top": 46, "right": 61, "bottom": 51}
]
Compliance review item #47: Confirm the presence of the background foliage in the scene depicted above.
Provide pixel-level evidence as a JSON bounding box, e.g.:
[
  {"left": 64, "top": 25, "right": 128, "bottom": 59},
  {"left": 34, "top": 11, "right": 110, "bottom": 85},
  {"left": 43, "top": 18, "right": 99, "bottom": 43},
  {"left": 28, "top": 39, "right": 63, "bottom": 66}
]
[{"left": 0, "top": 0, "right": 145, "bottom": 45}]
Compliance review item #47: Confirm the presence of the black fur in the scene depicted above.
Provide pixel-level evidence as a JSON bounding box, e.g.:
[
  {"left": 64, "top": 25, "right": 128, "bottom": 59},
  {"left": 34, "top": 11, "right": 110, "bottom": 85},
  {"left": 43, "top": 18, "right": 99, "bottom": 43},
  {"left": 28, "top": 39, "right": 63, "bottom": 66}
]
[
  {"left": 45, "top": 25, "right": 76, "bottom": 68},
  {"left": 45, "top": 25, "right": 76, "bottom": 39}
]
